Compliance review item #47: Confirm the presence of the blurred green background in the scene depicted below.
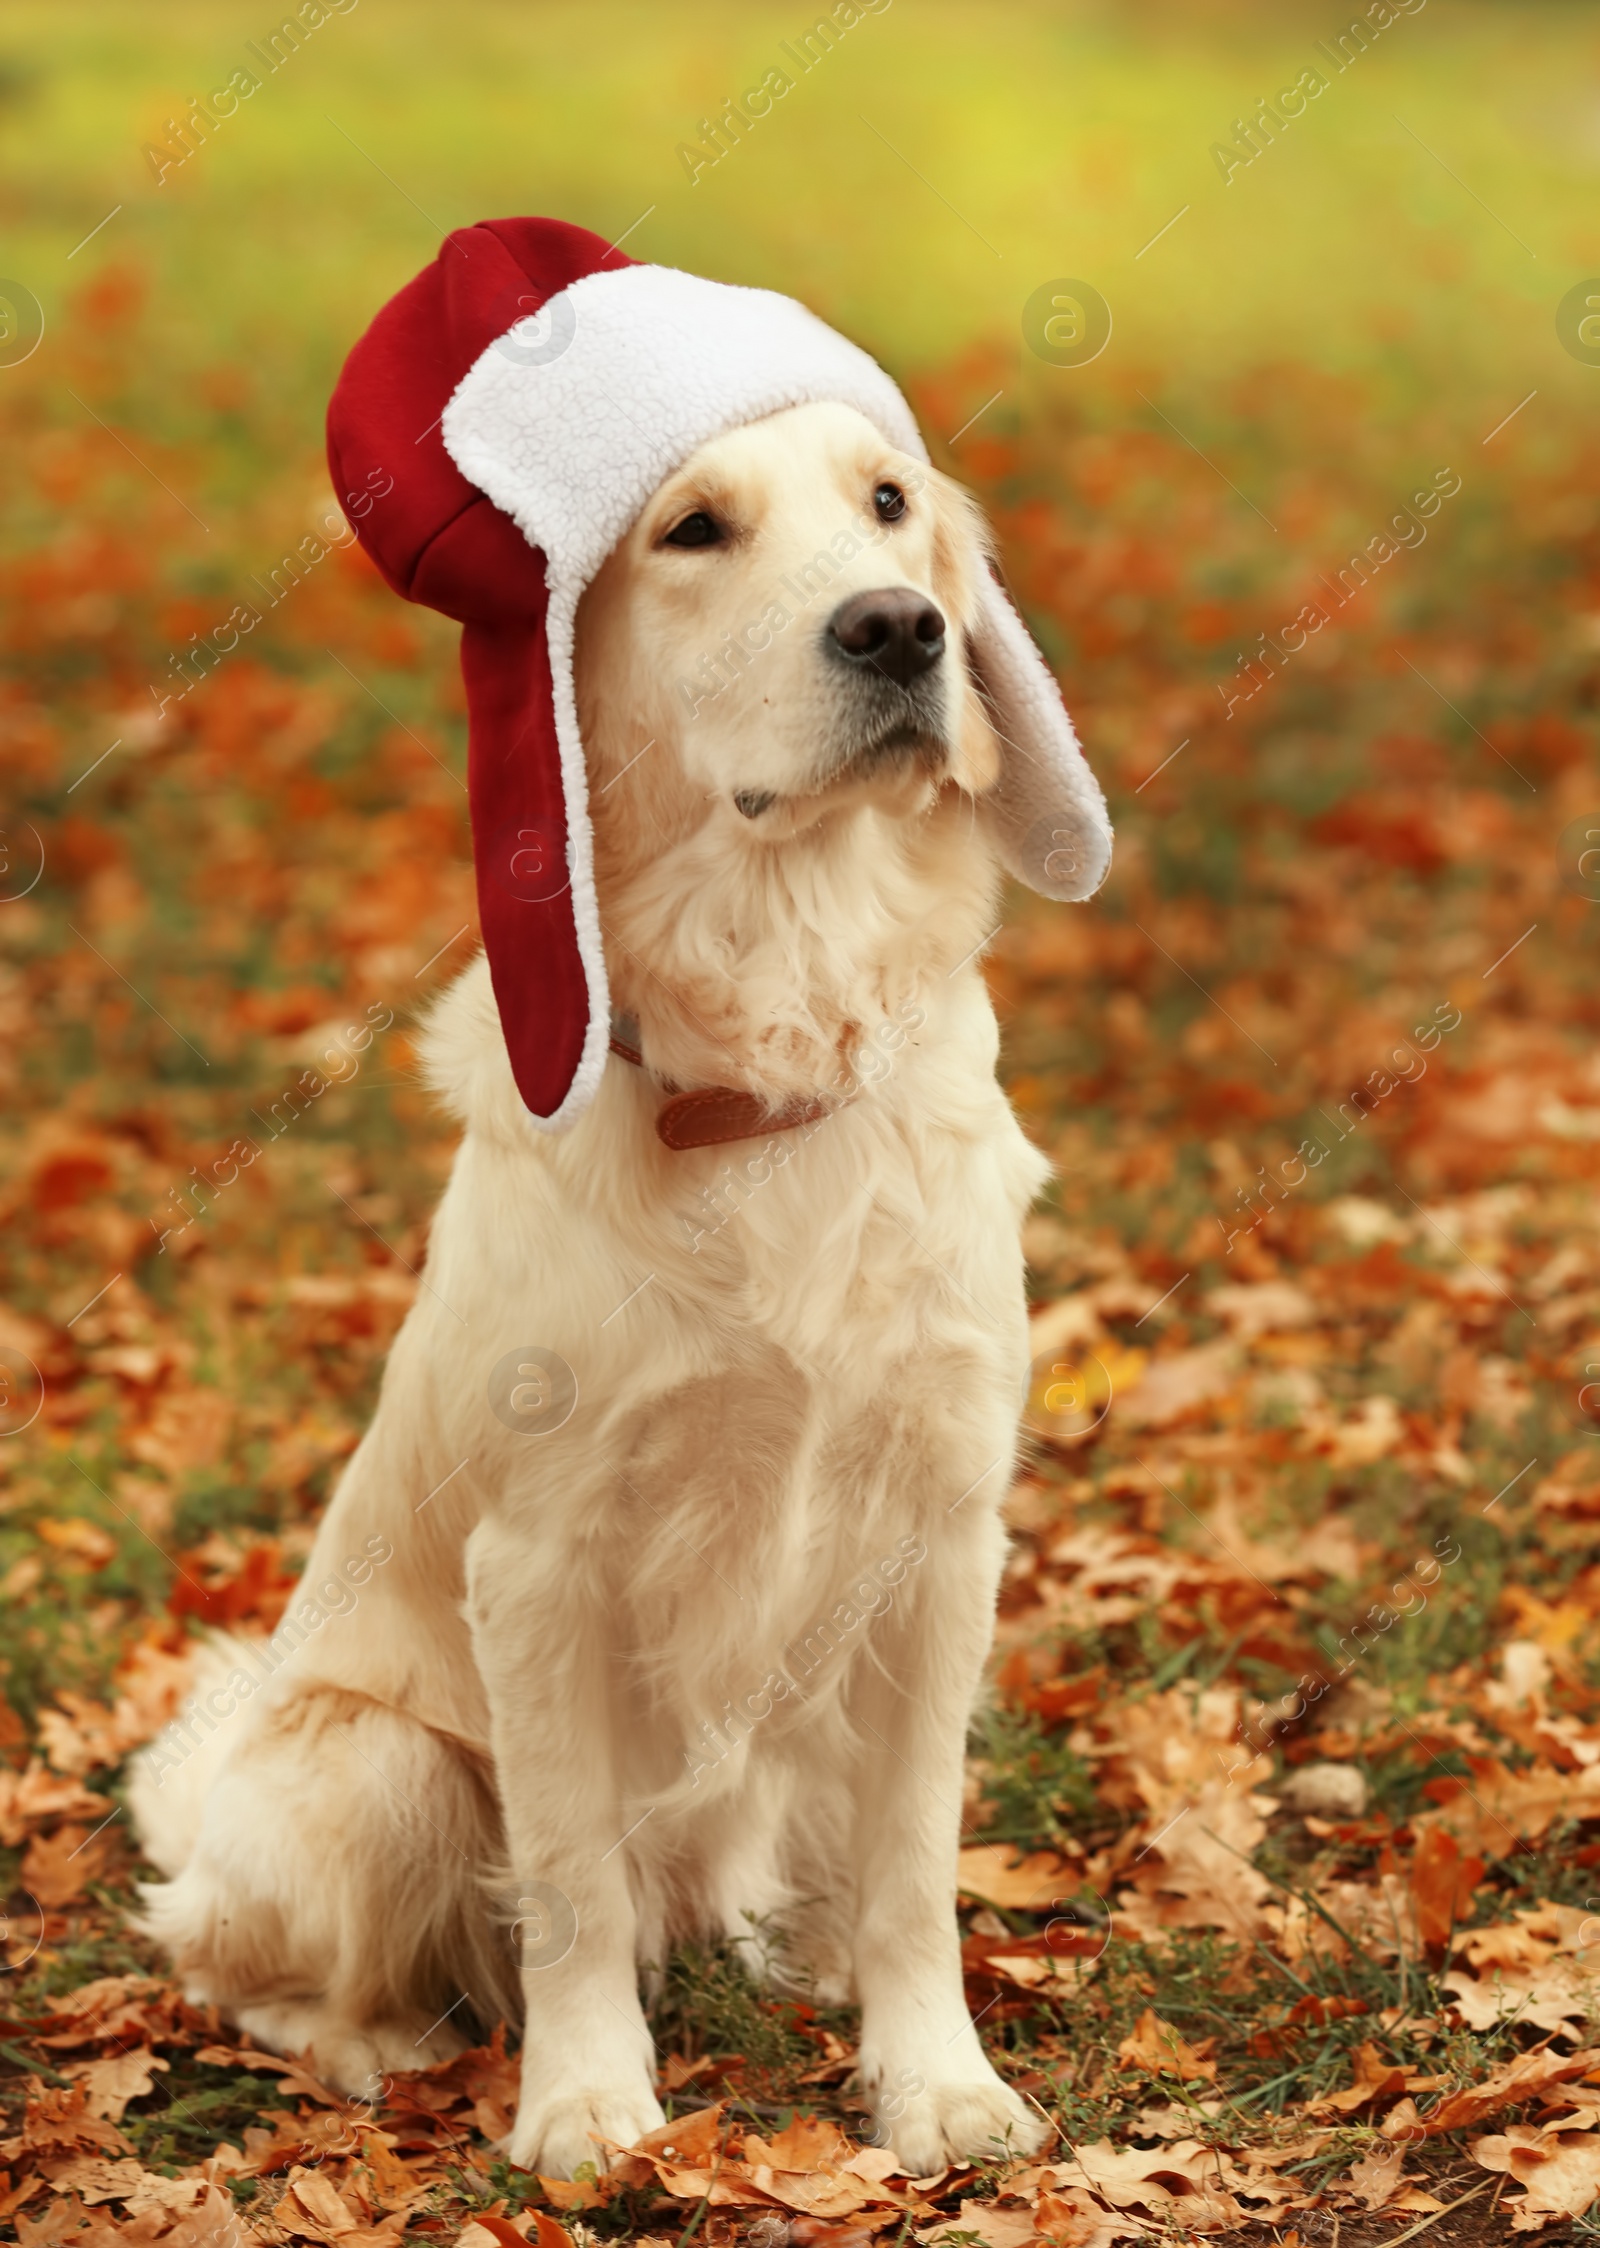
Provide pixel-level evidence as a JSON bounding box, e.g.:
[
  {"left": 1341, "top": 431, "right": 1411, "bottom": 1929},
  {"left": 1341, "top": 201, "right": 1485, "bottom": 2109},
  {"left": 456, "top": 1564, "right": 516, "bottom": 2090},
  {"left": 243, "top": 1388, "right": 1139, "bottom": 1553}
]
[{"left": 3, "top": 0, "right": 1597, "bottom": 470}]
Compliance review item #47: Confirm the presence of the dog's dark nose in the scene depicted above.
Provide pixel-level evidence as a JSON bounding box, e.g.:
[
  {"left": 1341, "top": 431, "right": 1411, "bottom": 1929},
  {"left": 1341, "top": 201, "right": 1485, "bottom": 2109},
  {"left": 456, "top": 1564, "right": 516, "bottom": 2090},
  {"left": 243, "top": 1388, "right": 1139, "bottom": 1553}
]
[{"left": 827, "top": 588, "right": 945, "bottom": 686}]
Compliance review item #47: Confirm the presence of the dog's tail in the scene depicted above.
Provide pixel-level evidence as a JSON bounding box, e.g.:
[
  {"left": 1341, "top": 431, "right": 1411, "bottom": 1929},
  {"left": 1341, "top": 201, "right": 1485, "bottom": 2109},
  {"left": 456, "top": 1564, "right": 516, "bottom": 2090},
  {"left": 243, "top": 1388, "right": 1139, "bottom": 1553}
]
[{"left": 126, "top": 1633, "right": 264, "bottom": 1878}]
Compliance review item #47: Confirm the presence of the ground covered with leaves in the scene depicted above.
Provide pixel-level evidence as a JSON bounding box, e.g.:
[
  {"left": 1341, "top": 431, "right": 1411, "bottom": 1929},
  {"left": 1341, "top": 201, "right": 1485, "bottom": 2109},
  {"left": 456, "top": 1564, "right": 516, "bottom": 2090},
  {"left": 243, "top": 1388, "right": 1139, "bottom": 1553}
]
[{"left": 3, "top": 262, "right": 1600, "bottom": 2247}]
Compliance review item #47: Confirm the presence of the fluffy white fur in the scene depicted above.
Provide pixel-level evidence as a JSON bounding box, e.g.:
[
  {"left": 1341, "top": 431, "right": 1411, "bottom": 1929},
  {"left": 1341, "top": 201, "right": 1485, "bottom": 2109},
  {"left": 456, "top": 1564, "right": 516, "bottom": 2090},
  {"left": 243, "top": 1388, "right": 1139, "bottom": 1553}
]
[{"left": 131, "top": 403, "right": 1071, "bottom": 2179}]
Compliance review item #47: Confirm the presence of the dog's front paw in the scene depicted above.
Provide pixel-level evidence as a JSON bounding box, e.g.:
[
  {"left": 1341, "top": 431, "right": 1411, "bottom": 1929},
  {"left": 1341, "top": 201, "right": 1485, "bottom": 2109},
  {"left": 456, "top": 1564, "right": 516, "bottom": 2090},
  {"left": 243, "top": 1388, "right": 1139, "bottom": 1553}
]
[
  {"left": 508, "top": 2084, "right": 666, "bottom": 2178},
  {"left": 881, "top": 2073, "right": 1047, "bottom": 2177}
]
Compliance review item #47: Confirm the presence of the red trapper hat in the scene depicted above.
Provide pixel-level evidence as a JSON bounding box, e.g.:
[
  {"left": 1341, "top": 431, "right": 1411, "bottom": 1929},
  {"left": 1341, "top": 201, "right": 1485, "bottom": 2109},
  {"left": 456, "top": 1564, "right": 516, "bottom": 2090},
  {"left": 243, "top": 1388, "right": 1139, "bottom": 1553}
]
[{"left": 327, "top": 216, "right": 1111, "bottom": 1131}]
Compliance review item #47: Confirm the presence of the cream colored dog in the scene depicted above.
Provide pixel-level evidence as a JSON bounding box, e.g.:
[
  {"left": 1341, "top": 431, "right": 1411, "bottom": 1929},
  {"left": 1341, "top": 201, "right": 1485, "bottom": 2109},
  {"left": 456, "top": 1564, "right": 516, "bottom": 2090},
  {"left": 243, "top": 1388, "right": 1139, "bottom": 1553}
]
[{"left": 132, "top": 401, "right": 1057, "bottom": 2178}]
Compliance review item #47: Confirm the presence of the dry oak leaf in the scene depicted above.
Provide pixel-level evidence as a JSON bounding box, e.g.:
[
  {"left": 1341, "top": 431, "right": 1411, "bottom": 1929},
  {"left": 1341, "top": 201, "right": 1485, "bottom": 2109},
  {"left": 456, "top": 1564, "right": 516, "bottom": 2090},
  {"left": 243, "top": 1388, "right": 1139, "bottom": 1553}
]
[
  {"left": 231, "top": 2114, "right": 328, "bottom": 2180},
  {"left": 260, "top": 1409, "right": 361, "bottom": 1498},
  {"left": 957, "top": 1844, "right": 1078, "bottom": 1912},
  {"left": 1027, "top": 1293, "right": 1103, "bottom": 1359},
  {"left": 1471, "top": 2114, "right": 1600, "bottom": 2231},
  {"left": 604, "top": 2108, "right": 925, "bottom": 2223},
  {"left": 1337, "top": 2142, "right": 1408, "bottom": 2209},
  {"left": 456, "top": 2224, "right": 527, "bottom": 2248},
  {"left": 1268, "top": 1872, "right": 1420, "bottom": 1970},
  {"left": 466, "top": 2213, "right": 566, "bottom": 2248},
  {"left": 33, "top": 1519, "right": 116, "bottom": 1570},
  {"left": 1115, "top": 1339, "right": 1240, "bottom": 1430},
  {"left": 1220, "top": 2162, "right": 1323, "bottom": 2222},
  {"left": 375, "top": 2025, "right": 520, "bottom": 2124},
  {"left": 0, "top": 2172, "right": 48, "bottom": 2224},
  {"left": 1443, "top": 1949, "right": 1600, "bottom": 2040},
  {"left": 1030, "top": 2184, "right": 1150, "bottom": 2246},
  {"left": 599, "top": 2104, "right": 754, "bottom": 2206},
  {"left": 743, "top": 2141, "right": 917, "bottom": 2224},
  {"left": 14, "top": 2185, "right": 250, "bottom": 2248},
  {"left": 794, "top": 2029, "right": 859, "bottom": 2087},
  {"left": 973, "top": 1943, "right": 1101, "bottom": 1995},
  {"left": 0, "top": 1762, "right": 112, "bottom": 1848},
  {"left": 276, "top": 2166, "right": 366, "bottom": 2240},
  {"left": 43, "top": 2156, "right": 202, "bottom": 2216},
  {"left": 1533, "top": 1467, "right": 1600, "bottom": 1520},
  {"left": 1457, "top": 1902, "right": 1596, "bottom": 1970},
  {"left": 60, "top": 2051, "right": 168, "bottom": 2123},
  {"left": 1042, "top": 2139, "right": 1243, "bottom": 2228},
  {"left": 0, "top": 2080, "right": 133, "bottom": 2165},
  {"left": 12, "top": 2191, "right": 113, "bottom": 2248},
  {"left": 11, "top": 2194, "right": 85, "bottom": 2248},
  {"left": 1384, "top": 2050, "right": 1600, "bottom": 2131},
  {"left": 38, "top": 2149, "right": 142, "bottom": 2203},
  {"left": 994, "top": 1651, "right": 1109, "bottom": 1729},
  {"left": 347, "top": 2135, "right": 433, "bottom": 2221},
  {"left": 1202, "top": 1280, "right": 1316, "bottom": 1339},
  {"left": 159, "top": 2181, "right": 260, "bottom": 2248},
  {"left": 1390, "top": 2187, "right": 1451, "bottom": 2215},
  {"left": 281, "top": 1270, "right": 416, "bottom": 1345},
  {"left": 1098, "top": 1683, "right": 1278, "bottom": 1943},
  {"left": 1408, "top": 1826, "right": 1486, "bottom": 1953},
  {"left": 1123, "top": 2102, "right": 1226, "bottom": 2143},
  {"left": 1311, "top": 2042, "right": 1435, "bottom": 2117},
  {"left": 1116, "top": 1775, "right": 1277, "bottom": 1943},
  {"left": 168, "top": 1536, "right": 303, "bottom": 1632},
  {"left": 1317, "top": 1392, "right": 1406, "bottom": 1467},
  {"left": 34, "top": 1702, "right": 127, "bottom": 1781},
  {"left": 0, "top": 1691, "right": 26, "bottom": 1754},
  {"left": 925, "top": 2200, "right": 1041, "bottom": 2248},
  {"left": 1099, "top": 1681, "right": 1274, "bottom": 1801},
  {"left": 28, "top": 1975, "right": 182, "bottom": 2054},
  {"left": 1116, "top": 2010, "right": 1217, "bottom": 2083},
  {"left": 1418, "top": 1755, "right": 1600, "bottom": 1853},
  {"left": 21, "top": 1822, "right": 114, "bottom": 1910},
  {"left": 1195, "top": 1490, "right": 1364, "bottom": 1588},
  {"left": 38, "top": 1633, "right": 196, "bottom": 1776},
  {"left": 536, "top": 2174, "right": 615, "bottom": 2212},
  {"left": 127, "top": 1383, "right": 234, "bottom": 1478},
  {"left": 0, "top": 1298, "right": 62, "bottom": 1370},
  {"left": 192, "top": 2043, "right": 345, "bottom": 2108}
]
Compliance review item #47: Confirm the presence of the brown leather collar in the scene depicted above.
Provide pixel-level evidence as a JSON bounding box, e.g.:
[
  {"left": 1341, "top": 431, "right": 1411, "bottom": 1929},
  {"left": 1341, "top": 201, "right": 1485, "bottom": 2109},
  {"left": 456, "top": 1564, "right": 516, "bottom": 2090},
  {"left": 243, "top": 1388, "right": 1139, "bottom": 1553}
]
[{"left": 609, "top": 1023, "right": 834, "bottom": 1152}]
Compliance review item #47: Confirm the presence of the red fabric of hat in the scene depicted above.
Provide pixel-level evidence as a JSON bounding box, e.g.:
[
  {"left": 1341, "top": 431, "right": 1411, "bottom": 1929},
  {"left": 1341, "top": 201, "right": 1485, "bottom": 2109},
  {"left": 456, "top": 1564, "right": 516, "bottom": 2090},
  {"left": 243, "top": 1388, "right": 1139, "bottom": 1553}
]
[{"left": 327, "top": 217, "right": 633, "bottom": 1127}]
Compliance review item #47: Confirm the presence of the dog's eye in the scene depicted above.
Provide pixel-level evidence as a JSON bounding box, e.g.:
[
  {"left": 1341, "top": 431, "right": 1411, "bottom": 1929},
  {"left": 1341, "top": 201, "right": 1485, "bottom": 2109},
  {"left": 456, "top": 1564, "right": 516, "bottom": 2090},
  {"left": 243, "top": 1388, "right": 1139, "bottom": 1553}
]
[
  {"left": 662, "top": 510, "right": 724, "bottom": 549},
  {"left": 873, "top": 482, "right": 907, "bottom": 523}
]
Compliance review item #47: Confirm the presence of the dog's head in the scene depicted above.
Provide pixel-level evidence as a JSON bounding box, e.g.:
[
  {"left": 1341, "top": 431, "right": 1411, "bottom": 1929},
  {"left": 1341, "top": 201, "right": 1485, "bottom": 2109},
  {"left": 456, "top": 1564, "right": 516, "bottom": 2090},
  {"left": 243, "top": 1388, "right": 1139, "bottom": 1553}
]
[
  {"left": 335, "top": 232, "right": 1111, "bottom": 1124},
  {"left": 576, "top": 402, "right": 1003, "bottom": 852}
]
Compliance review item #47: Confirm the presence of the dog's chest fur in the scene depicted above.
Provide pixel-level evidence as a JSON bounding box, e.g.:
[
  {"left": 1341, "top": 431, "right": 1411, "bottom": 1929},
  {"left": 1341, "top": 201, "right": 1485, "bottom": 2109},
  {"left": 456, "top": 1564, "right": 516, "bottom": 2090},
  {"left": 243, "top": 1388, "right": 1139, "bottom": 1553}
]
[{"left": 382, "top": 953, "right": 1048, "bottom": 1779}]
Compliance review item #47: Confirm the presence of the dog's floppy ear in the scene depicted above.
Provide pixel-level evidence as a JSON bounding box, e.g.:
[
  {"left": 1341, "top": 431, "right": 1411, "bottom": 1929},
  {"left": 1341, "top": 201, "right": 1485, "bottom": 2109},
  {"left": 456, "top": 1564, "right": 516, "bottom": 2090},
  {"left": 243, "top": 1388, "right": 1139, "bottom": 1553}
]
[{"left": 966, "top": 573, "right": 1113, "bottom": 902}]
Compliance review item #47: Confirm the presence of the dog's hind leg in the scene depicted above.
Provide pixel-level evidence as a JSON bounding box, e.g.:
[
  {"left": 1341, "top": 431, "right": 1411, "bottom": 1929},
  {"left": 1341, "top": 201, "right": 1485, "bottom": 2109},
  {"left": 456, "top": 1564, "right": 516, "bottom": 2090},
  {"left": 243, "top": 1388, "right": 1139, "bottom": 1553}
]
[{"left": 134, "top": 1682, "right": 513, "bottom": 2093}]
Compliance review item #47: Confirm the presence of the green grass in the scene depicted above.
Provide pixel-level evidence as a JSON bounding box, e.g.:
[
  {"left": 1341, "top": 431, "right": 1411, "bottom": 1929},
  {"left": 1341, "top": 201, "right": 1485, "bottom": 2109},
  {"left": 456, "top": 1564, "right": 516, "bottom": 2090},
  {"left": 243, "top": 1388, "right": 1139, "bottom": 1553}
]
[{"left": 969, "top": 1702, "right": 1101, "bottom": 1847}]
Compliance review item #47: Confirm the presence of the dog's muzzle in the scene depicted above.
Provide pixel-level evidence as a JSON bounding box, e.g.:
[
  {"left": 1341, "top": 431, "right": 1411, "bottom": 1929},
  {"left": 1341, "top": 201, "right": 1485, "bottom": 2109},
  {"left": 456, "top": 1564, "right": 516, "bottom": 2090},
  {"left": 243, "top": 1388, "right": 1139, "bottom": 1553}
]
[
  {"left": 733, "top": 590, "right": 950, "bottom": 816},
  {"left": 824, "top": 587, "right": 950, "bottom": 780}
]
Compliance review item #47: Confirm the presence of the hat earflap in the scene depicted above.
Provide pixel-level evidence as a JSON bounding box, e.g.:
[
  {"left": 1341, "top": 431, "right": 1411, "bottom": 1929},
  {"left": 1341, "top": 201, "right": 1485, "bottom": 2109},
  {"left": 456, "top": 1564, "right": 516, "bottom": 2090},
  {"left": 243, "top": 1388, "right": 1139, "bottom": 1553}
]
[{"left": 965, "top": 576, "right": 1113, "bottom": 903}]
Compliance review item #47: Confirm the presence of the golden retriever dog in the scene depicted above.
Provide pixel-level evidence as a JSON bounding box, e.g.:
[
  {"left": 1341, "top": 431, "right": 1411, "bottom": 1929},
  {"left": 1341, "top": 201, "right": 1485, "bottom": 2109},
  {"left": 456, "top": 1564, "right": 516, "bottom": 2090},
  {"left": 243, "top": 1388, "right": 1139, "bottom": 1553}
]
[{"left": 131, "top": 397, "right": 1077, "bottom": 2178}]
